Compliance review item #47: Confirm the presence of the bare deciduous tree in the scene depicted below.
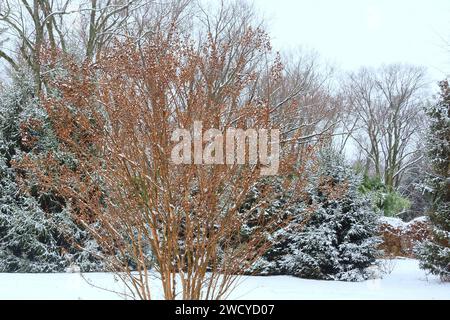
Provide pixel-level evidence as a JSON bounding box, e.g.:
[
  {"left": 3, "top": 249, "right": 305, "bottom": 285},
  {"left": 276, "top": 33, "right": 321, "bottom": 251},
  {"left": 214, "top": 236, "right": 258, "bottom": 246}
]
[
  {"left": 266, "top": 49, "right": 339, "bottom": 145},
  {"left": 0, "top": 0, "right": 70, "bottom": 91},
  {"left": 342, "top": 64, "right": 428, "bottom": 190},
  {"left": 0, "top": 0, "right": 161, "bottom": 91}
]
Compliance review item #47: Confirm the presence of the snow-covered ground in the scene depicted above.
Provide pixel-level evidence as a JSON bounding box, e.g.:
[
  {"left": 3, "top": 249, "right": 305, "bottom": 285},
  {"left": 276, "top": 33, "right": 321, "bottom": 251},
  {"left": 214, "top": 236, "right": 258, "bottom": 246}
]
[{"left": 0, "top": 259, "right": 448, "bottom": 300}]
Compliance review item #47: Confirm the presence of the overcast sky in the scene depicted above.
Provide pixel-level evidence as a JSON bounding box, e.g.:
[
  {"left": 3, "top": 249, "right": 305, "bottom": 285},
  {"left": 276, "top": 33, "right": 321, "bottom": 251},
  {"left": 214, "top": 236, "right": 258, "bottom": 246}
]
[{"left": 256, "top": 0, "right": 450, "bottom": 83}]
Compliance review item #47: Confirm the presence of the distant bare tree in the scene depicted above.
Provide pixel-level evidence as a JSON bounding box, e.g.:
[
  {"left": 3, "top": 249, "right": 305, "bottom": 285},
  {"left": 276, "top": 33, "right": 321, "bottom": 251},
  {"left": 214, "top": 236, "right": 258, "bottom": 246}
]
[
  {"left": 75, "top": 0, "right": 179, "bottom": 61},
  {"left": 0, "top": 0, "right": 70, "bottom": 91},
  {"left": 342, "top": 64, "right": 428, "bottom": 190},
  {"left": 191, "top": 2, "right": 338, "bottom": 149},
  {"left": 0, "top": 0, "right": 163, "bottom": 91},
  {"left": 266, "top": 49, "right": 339, "bottom": 145}
]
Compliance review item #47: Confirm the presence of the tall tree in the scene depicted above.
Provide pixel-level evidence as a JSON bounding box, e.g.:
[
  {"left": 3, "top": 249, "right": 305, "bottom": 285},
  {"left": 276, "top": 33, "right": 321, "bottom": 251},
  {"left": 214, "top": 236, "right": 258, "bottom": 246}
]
[
  {"left": 16, "top": 5, "right": 324, "bottom": 298},
  {"left": 417, "top": 80, "right": 450, "bottom": 281},
  {"left": 0, "top": 73, "right": 102, "bottom": 272},
  {"left": 0, "top": 0, "right": 158, "bottom": 92}
]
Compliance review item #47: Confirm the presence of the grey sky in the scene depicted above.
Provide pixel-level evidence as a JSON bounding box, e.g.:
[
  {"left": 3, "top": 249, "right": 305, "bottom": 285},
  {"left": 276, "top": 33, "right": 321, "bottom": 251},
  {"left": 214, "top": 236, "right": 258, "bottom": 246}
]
[{"left": 256, "top": 0, "right": 450, "bottom": 83}]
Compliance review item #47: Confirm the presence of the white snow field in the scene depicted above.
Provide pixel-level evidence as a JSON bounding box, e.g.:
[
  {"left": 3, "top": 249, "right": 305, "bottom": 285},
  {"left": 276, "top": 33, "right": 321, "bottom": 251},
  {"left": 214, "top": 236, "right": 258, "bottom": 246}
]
[{"left": 0, "top": 259, "right": 448, "bottom": 300}]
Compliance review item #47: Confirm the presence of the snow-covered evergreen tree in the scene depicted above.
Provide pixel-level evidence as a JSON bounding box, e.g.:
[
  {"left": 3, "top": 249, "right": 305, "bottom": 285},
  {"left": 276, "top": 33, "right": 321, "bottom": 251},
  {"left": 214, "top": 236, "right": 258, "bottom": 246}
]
[
  {"left": 417, "top": 80, "right": 450, "bottom": 281},
  {"left": 241, "top": 177, "right": 307, "bottom": 275},
  {"left": 249, "top": 149, "right": 380, "bottom": 281},
  {"left": 285, "top": 150, "right": 381, "bottom": 281},
  {"left": 0, "top": 74, "right": 102, "bottom": 272}
]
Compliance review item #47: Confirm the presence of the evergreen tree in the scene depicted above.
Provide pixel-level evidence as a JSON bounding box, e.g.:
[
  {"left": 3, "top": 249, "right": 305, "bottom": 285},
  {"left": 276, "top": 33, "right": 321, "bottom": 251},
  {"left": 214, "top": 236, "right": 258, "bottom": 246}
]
[
  {"left": 247, "top": 150, "right": 381, "bottom": 281},
  {"left": 0, "top": 74, "right": 102, "bottom": 272},
  {"left": 417, "top": 80, "right": 450, "bottom": 281},
  {"left": 283, "top": 150, "right": 380, "bottom": 281},
  {"left": 242, "top": 177, "right": 307, "bottom": 275}
]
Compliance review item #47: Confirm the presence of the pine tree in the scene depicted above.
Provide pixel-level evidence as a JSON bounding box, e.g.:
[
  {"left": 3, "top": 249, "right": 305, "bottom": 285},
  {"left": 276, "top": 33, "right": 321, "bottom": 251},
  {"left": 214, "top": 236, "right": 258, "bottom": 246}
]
[
  {"left": 283, "top": 150, "right": 380, "bottom": 281},
  {"left": 417, "top": 80, "right": 450, "bottom": 281},
  {"left": 241, "top": 178, "right": 307, "bottom": 275},
  {"left": 248, "top": 150, "right": 381, "bottom": 281}
]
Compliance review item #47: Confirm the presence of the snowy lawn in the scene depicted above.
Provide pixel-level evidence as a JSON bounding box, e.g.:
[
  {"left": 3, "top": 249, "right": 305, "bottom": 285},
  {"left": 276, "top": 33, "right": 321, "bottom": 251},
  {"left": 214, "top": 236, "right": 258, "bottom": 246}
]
[{"left": 0, "top": 258, "right": 448, "bottom": 300}]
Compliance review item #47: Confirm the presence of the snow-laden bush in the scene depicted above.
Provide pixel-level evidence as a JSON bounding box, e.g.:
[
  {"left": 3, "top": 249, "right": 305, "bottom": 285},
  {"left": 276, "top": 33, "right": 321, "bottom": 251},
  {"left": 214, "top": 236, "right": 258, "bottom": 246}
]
[
  {"left": 286, "top": 150, "right": 381, "bottom": 281},
  {"left": 0, "top": 74, "right": 103, "bottom": 272},
  {"left": 0, "top": 156, "right": 64, "bottom": 272},
  {"left": 416, "top": 80, "right": 450, "bottom": 281},
  {"left": 248, "top": 149, "right": 381, "bottom": 281},
  {"left": 379, "top": 216, "right": 430, "bottom": 257}
]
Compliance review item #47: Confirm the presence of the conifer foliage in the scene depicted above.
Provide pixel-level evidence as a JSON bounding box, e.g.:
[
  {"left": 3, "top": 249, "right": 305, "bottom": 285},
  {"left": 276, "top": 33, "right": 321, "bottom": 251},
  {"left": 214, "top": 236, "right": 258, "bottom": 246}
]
[
  {"left": 417, "top": 80, "right": 450, "bottom": 281},
  {"left": 250, "top": 150, "right": 381, "bottom": 281},
  {"left": 0, "top": 75, "right": 101, "bottom": 272}
]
